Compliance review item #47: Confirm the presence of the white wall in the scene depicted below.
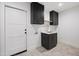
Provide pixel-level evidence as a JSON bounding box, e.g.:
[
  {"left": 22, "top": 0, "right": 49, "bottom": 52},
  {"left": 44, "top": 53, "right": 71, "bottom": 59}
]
[
  {"left": 58, "top": 6, "right": 79, "bottom": 48},
  {"left": 0, "top": 2, "right": 1, "bottom": 55}
]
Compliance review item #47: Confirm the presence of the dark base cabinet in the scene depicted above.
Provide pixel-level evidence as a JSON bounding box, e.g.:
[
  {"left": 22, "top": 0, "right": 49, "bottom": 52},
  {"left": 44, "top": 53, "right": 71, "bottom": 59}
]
[{"left": 41, "top": 33, "right": 57, "bottom": 50}]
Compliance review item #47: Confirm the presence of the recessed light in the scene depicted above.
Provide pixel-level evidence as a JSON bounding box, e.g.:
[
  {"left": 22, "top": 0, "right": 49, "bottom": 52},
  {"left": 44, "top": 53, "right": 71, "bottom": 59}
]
[{"left": 58, "top": 3, "right": 63, "bottom": 7}]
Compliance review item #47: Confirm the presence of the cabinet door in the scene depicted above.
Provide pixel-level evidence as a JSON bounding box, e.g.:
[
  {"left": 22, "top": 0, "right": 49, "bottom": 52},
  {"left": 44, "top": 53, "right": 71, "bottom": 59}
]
[
  {"left": 41, "top": 33, "right": 49, "bottom": 49},
  {"left": 49, "top": 33, "right": 57, "bottom": 49},
  {"left": 31, "top": 3, "right": 38, "bottom": 24},
  {"left": 50, "top": 11, "right": 53, "bottom": 21},
  {"left": 53, "top": 11, "right": 58, "bottom": 25},
  {"left": 50, "top": 11, "right": 58, "bottom": 25},
  {"left": 31, "top": 2, "right": 44, "bottom": 24},
  {"left": 38, "top": 4, "right": 44, "bottom": 24}
]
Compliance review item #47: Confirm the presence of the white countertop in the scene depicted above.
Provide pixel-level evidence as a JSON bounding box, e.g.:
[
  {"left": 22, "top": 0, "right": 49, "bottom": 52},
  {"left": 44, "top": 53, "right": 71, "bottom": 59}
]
[{"left": 41, "top": 31, "right": 57, "bottom": 34}]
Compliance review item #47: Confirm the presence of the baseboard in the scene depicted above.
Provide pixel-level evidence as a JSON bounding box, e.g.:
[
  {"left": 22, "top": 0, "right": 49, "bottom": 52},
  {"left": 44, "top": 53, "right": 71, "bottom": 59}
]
[{"left": 11, "top": 49, "right": 27, "bottom": 56}]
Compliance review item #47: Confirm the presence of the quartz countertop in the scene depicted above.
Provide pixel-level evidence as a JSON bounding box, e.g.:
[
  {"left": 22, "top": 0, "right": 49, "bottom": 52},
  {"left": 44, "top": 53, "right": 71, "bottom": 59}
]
[{"left": 41, "top": 31, "right": 57, "bottom": 34}]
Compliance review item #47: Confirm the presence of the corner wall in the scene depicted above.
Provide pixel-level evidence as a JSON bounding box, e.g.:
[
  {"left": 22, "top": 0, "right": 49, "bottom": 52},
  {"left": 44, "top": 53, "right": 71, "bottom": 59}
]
[{"left": 58, "top": 6, "right": 79, "bottom": 48}]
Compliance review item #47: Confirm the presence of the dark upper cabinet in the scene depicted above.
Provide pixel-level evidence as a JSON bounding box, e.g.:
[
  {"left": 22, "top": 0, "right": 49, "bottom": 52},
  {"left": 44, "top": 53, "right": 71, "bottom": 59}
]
[
  {"left": 31, "top": 2, "right": 44, "bottom": 24},
  {"left": 50, "top": 10, "right": 58, "bottom": 25}
]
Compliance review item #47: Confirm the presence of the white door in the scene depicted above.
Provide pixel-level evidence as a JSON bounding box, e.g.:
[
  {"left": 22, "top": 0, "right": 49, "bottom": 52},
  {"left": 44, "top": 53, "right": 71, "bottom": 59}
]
[{"left": 5, "top": 5, "right": 27, "bottom": 56}]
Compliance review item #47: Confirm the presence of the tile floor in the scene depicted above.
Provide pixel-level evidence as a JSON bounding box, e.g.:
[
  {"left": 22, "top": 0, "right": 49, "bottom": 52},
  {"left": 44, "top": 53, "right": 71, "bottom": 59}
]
[{"left": 16, "top": 42, "right": 79, "bottom": 56}]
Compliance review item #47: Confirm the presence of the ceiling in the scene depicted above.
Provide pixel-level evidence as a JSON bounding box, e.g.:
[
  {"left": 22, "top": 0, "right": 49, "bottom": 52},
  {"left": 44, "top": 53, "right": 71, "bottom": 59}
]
[{"left": 40, "top": 2, "right": 79, "bottom": 12}]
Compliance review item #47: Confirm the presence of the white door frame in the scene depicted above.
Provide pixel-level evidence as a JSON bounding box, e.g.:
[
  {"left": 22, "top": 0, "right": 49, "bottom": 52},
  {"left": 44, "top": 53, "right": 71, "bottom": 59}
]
[{"left": 0, "top": 3, "right": 27, "bottom": 56}]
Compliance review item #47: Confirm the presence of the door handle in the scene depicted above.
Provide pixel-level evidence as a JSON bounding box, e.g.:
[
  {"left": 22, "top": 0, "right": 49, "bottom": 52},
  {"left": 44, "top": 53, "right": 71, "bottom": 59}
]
[
  {"left": 25, "top": 32, "right": 27, "bottom": 34},
  {"left": 25, "top": 29, "right": 26, "bottom": 31}
]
